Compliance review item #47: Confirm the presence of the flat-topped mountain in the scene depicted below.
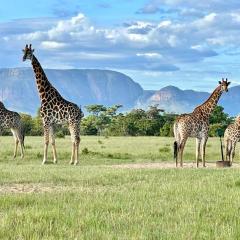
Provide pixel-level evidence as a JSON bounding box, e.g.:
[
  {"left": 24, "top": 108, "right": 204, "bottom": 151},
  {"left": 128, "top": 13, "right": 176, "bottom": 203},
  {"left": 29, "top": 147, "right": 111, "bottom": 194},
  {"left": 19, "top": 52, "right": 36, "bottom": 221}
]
[
  {"left": 0, "top": 68, "right": 143, "bottom": 114},
  {"left": 0, "top": 67, "right": 239, "bottom": 116}
]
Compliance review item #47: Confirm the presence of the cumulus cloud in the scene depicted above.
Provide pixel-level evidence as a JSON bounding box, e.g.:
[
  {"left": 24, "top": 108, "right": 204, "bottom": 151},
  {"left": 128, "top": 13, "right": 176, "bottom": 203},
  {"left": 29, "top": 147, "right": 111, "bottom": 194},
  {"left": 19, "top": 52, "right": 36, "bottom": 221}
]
[
  {"left": 1, "top": 8, "right": 240, "bottom": 75},
  {"left": 41, "top": 41, "right": 67, "bottom": 49}
]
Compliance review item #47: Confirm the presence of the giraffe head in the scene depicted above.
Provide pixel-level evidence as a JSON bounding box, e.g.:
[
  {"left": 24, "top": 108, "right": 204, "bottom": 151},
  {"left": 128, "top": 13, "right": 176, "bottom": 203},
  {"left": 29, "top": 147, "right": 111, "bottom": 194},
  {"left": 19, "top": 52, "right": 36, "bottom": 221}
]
[
  {"left": 218, "top": 78, "right": 231, "bottom": 92},
  {"left": 22, "top": 44, "right": 34, "bottom": 61}
]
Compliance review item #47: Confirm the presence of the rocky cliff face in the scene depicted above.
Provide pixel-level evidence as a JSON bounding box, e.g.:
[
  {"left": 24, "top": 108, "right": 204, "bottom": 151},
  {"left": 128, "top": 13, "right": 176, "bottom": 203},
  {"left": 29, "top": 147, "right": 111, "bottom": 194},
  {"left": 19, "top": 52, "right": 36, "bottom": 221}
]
[
  {"left": 0, "top": 68, "right": 143, "bottom": 114},
  {"left": 137, "top": 86, "right": 209, "bottom": 113},
  {"left": 0, "top": 67, "right": 239, "bottom": 116},
  {"left": 138, "top": 85, "right": 239, "bottom": 116}
]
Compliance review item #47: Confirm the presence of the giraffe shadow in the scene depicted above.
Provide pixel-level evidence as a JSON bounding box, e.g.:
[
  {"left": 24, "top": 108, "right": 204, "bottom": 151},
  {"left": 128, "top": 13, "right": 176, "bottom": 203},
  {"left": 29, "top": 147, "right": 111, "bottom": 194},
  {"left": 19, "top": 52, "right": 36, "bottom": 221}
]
[{"left": 42, "top": 161, "right": 57, "bottom": 165}]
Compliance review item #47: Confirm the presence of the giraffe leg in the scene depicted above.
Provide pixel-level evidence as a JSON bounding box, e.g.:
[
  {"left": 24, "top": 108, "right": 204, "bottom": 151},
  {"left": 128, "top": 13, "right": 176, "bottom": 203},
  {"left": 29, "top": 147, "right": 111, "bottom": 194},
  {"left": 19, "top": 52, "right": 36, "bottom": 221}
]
[
  {"left": 225, "top": 139, "right": 230, "bottom": 162},
  {"left": 179, "top": 139, "right": 187, "bottom": 168},
  {"left": 201, "top": 138, "right": 208, "bottom": 167},
  {"left": 69, "top": 123, "right": 80, "bottom": 165},
  {"left": 228, "top": 140, "right": 232, "bottom": 162},
  {"left": 230, "top": 142, "right": 236, "bottom": 166},
  {"left": 75, "top": 138, "right": 80, "bottom": 166},
  {"left": 16, "top": 127, "right": 24, "bottom": 159},
  {"left": 49, "top": 126, "right": 57, "bottom": 164},
  {"left": 70, "top": 143, "right": 76, "bottom": 165},
  {"left": 11, "top": 129, "right": 19, "bottom": 159},
  {"left": 42, "top": 124, "right": 50, "bottom": 165},
  {"left": 175, "top": 142, "right": 179, "bottom": 167},
  {"left": 196, "top": 138, "right": 201, "bottom": 168},
  {"left": 69, "top": 124, "right": 75, "bottom": 165}
]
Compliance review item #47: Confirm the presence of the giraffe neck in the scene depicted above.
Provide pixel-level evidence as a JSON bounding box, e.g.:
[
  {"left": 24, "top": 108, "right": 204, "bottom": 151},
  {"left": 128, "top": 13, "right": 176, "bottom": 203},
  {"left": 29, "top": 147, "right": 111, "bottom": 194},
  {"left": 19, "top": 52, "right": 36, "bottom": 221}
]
[
  {"left": 194, "top": 86, "right": 222, "bottom": 116},
  {"left": 31, "top": 55, "right": 55, "bottom": 102}
]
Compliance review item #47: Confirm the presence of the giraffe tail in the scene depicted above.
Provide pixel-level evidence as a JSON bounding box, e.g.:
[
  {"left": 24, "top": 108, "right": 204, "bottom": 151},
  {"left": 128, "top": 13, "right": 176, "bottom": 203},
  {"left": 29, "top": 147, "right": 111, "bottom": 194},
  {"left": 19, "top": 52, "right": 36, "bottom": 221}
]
[
  {"left": 174, "top": 141, "right": 178, "bottom": 160},
  {"left": 22, "top": 131, "right": 25, "bottom": 149}
]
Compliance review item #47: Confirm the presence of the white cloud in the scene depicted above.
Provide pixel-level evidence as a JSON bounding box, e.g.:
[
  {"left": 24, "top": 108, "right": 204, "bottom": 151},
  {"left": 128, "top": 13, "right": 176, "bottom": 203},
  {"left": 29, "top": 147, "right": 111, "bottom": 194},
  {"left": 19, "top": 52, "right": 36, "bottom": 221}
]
[
  {"left": 41, "top": 41, "right": 67, "bottom": 49},
  {"left": 136, "top": 52, "right": 163, "bottom": 58},
  {"left": 1, "top": 7, "right": 240, "bottom": 76},
  {"left": 158, "top": 20, "right": 172, "bottom": 28}
]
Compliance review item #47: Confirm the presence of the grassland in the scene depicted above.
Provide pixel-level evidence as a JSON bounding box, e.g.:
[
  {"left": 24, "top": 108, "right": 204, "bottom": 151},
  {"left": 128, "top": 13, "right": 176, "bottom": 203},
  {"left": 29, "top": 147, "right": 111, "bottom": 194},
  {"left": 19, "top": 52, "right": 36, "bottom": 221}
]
[{"left": 1, "top": 136, "right": 240, "bottom": 239}]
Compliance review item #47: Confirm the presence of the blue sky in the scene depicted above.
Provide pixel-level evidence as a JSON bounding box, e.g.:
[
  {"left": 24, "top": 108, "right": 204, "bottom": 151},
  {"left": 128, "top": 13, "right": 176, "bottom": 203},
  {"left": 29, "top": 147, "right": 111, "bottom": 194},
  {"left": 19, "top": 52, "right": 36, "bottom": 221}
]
[{"left": 1, "top": 0, "right": 240, "bottom": 91}]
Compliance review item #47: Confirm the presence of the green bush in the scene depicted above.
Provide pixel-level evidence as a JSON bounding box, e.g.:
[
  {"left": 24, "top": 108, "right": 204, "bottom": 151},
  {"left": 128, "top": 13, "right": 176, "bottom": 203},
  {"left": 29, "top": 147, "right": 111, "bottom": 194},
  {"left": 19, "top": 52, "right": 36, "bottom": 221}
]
[{"left": 55, "top": 130, "right": 65, "bottom": 138}]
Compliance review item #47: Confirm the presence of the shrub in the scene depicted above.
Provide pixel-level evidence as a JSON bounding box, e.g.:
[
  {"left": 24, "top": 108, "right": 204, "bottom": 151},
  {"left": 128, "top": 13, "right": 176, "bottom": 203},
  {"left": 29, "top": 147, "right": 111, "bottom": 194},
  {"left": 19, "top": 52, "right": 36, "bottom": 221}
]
[
  {"left": 159, "top": 147, "right": 170, "bottom": 153},
  {"left": 82, "top": 147, "right": 89, "bottom": 155},
  {"left": 55, "top": 130, "right": 65, "bottom": 138}
]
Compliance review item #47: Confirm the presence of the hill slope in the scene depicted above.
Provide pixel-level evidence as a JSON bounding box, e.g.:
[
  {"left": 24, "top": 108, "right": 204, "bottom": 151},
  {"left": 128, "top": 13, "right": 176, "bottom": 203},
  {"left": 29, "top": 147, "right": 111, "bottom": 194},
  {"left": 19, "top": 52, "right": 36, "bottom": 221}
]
[
  {"left": 139, "top": 85, "right": 240, "bottom": 116},
  {"left": 0, "top": 67, "right": 239, "bottom": 116},
  {"left": 0, "top": 68, "right": 143, "bottom": 114}
]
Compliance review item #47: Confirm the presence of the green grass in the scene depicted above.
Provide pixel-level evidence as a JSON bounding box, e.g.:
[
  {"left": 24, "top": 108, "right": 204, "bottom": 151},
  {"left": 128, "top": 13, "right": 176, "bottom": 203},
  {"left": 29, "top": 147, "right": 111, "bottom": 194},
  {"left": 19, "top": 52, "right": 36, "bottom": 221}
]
[
  {"left": 1, "top": 136, "right": 240, "bottom": 239},
  {"left": 2, "top": 135, "right": 236, "bottom": 165}
]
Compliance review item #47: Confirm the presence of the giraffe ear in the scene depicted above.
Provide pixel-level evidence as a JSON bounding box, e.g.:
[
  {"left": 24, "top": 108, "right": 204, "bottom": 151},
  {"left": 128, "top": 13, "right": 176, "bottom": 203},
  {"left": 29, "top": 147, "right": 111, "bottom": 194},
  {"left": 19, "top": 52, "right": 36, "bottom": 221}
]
[
  {"left": 227, "top": 82, "right": 231, "bottom": 86},
  {"left": 22, "top": 49, "right": 25, "bottom": 52},
  {"left": 32, "top": 49, "right": 35, "bottom": 52},
  {"left": 218, "top": 81, "right": 221, "bottom": 84}
]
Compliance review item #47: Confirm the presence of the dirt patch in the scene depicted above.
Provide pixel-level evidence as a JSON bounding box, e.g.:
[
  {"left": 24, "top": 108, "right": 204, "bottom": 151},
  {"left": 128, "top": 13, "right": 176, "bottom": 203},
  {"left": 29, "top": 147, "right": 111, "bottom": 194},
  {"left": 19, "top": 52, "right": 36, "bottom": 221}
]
[
  {"left": 0, "top": 184, "right": 112, "bottom": 194},
  {"left": 111, "top": 162, "right": 240, "bottom": 169},
  {"left": 0, "top": 184, "right": 65, "bottom": 194}
]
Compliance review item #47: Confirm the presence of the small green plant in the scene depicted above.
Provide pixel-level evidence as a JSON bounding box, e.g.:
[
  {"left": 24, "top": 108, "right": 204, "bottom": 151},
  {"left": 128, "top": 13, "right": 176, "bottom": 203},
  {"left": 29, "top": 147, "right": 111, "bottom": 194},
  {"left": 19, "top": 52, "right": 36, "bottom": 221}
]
[
  {"left": 36, "top": 152, "right": 43, "bottom": 159},
  {"left": 24, "top": 145, "right": 32, "bottom": 149},
  {"left": 82, "top": 147, "right": 89, "bottom": 155},
  {"left": 56, "top": 131, "right": 65, "bottom": 138},
  {"left": 159, "top": 147, "right": 170, "bottom": 153}
]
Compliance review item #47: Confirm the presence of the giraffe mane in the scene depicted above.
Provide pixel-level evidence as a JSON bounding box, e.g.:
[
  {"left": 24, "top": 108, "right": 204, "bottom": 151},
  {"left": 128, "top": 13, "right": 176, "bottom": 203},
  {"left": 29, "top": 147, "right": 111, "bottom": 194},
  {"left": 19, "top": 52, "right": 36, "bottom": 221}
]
[{"left": 194, "top": 85, "right": 221, "bottom": 112}]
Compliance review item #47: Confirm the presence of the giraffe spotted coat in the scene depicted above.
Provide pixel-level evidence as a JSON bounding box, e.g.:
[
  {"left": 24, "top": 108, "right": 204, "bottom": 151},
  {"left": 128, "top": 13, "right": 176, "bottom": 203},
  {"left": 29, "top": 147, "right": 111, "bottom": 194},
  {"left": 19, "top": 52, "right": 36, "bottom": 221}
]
[
  {"left": 0, "top": 101, "right": 24, "bottom": 158},
  {"left": 224, "top": 116, "right": 240, "bottom": 164},
  {"left": 23, "top": 44, "right": 84, "bottom": 165},
  {"left": 174, "top": 79, "right": 230, "bottom": 167}
]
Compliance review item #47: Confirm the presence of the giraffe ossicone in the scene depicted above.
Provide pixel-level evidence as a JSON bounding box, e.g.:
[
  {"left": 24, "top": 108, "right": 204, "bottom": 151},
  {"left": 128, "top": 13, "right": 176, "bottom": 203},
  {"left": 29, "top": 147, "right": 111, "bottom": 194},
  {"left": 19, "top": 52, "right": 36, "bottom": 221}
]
[
  {"left": 22, "top": 44, "right": 84, "bottom": 165},
  {"left": 173, "top": 78, "right": 230, "bottom": 168}
]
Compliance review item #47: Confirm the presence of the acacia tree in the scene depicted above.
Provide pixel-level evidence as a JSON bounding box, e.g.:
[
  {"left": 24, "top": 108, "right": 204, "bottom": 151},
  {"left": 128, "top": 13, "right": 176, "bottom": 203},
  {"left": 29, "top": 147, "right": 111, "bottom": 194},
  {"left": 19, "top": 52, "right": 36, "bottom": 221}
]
[{"left": 85, "top": 105, "right": 107, "bottom": 116}]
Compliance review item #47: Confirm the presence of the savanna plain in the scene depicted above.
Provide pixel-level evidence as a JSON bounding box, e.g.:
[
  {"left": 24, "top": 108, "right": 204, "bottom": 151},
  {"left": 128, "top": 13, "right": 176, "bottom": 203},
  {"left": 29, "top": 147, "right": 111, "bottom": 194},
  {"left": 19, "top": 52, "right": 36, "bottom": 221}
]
[{"left": 1, "top": 136, "right": 240, "bottom": 239}]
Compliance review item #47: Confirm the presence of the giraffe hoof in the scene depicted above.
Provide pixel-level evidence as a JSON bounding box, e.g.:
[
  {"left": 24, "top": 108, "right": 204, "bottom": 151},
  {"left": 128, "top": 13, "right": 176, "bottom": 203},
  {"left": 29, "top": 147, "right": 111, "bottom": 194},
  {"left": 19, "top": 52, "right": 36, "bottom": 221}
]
[
  {"left": 53, "top": 160, "right": 58, "bottom": 164},
  {"left": 69, "top": 161, "right": 74, "bottom": 165},
  {"left": 74, "top": 161, "right": 79, "bottom": 166},
  {"left": 42, "top": 160, "right": 46, "bottom": 165}
]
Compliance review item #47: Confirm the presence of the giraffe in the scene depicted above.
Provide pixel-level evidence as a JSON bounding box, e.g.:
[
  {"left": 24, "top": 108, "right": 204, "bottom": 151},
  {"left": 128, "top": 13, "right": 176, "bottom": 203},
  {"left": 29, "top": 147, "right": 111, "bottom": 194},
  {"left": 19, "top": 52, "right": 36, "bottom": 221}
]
[
  {"left": 22, "top": 44, "right": 84, "bottom": 165},
  {"left": 0, "top": 101, "right": 24, "bottom": 158},
  {"left": 224, "top": 116, "right": 240, "bottom": 165},
  {"left": 173, "top": 79, "right": 230, "bottom": 167}
]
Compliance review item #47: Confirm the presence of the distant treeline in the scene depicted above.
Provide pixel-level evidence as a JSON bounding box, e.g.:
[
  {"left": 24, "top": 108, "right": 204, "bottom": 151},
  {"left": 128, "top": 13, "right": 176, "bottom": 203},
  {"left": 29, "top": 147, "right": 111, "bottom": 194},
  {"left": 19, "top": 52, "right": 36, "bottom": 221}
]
[{"left": 1, "top": 105, "right": 233, "bottom": 137}]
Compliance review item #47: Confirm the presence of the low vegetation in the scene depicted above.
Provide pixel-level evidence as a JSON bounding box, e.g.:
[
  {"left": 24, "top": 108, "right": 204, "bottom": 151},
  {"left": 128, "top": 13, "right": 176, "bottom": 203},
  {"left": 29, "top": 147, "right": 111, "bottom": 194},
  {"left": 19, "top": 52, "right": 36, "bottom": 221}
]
[
  {"left": 0, "top": 136, "right": 240, "bottom": 239},
  {"left": 3, "top": 104, "right": 230, "bottom": 139}
]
